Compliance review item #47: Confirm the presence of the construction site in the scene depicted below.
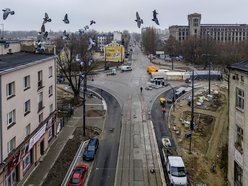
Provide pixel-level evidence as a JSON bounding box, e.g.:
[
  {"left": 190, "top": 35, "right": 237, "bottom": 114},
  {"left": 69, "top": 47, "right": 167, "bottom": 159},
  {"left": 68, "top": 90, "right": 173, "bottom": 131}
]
[{"left": 169, "top": 81, "right": 229, "bottom": 186}]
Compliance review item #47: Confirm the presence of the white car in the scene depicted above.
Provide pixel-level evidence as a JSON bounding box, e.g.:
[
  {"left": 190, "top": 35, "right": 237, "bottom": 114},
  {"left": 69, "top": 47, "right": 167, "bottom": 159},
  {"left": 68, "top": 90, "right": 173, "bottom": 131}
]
[
  {"left": 120, "top": 65, "right": 132, "bottom": 72},
  {"left": 166, "top": 156, "right": 188, "bottom": 186}
]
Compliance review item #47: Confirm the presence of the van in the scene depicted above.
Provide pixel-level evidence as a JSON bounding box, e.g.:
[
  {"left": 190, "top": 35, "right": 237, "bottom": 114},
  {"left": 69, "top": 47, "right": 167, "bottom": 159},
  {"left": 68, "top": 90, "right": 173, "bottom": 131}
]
[
  {"left": 146, "top": 66, "right": 159, "bottom": 74},
  {"left": 121, "top": 65, "right": 132, "bottom": 72},
  {"left": 166, "top": 156, "right": 188, "bottom": 186},
  {"left": 150, "top": 76, "right": 164, "bottom": 83}
]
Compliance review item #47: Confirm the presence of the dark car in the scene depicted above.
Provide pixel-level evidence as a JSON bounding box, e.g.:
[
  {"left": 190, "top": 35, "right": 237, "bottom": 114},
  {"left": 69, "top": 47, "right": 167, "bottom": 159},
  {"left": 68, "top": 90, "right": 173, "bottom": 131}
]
[
  {"left": 83, "top": 137, "right": 99, "bottom": 161},
  {"left": 68, "top": 164, "right": 88, "bottom": 186}
]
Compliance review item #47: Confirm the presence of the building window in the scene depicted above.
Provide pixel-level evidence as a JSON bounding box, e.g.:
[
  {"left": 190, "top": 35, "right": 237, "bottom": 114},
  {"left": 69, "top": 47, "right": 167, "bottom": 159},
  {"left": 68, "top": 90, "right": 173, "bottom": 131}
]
[
  {"left": 241, "top": 76, "right": 244, "bottom": 82},
  {"left": 24, "top": 75, "right": 30, "bottom": 90},
  {"left": 25, "top": 124, "right": 31, "bottom": 137},
  {"left": 236, "top": 88, "right": 244, "bottom": 110},
  {"left": 234, "top": 162, "right": 243, "bottom": 186},
  {"left": 48, "top": 66, "right": 53, "bottom": 78},
  {"left": 23, "top": 152, "right": 31, "bottom": 173},
  {"left": 38, "top": 92, "right": 43, "bottom": 112},
  {"left": 38, "top": 70, "right": 43, "bottom": 89},
  {"left": 50, "top": 104, "right": 53, "bottom": 113},
  {"left": 7, "top": 110, "right": 16, "bottom": 127},
  {"left": 235, "top": 125, "right": 243, "bottom": 153},
  {"left": 6, "top": 82, "right": 15, "bottom": 98},
  {"left": 5, "top": 167, "right": 17, "bottom": 186},
  {"left": 39, "top": 113, "right": 43, "bottom": 123},
  {"left": 7, "top": 137, "right": 16, "bottom": 154},
  {"left": 24, "top": 100, "right": 31, "bottom": 115},
  {"left": 49, "top": 85, "right": 53, "bottom": 97}
]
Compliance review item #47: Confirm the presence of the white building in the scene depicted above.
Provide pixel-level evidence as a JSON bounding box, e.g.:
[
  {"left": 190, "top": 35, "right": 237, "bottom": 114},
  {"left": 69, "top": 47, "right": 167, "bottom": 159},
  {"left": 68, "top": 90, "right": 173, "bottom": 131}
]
[
  {"left": 0, "top": 51, "right": 57, "bottom": 186},
  {"left": 97, "top": 34, "right": 107, "bottom": 52},
  {"left": 113, "top": 31, "right": 122, "bottom": 42},
  {"left": 228, "top": 61, "right": 248, "bottom": 186}
]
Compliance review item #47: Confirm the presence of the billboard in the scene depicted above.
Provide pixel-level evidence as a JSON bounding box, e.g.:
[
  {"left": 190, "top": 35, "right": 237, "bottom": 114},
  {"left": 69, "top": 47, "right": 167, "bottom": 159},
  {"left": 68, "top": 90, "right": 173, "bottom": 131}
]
[{"left": 104, "top": 44, "right": 125, "bottom": 62}]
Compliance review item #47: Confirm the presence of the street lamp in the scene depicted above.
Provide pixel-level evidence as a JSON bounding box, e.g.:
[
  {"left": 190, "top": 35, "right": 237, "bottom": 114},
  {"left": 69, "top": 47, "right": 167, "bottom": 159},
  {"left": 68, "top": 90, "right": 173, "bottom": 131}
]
[{"left": 189, "top": 69, "right": 194, "bottom": 154}]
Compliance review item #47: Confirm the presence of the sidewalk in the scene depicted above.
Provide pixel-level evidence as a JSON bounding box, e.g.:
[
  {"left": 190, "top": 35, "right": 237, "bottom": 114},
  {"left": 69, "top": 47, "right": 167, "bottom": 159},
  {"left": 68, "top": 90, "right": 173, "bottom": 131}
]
[{"left": 20, "top": 85, "right": 105, "bottom": 186}]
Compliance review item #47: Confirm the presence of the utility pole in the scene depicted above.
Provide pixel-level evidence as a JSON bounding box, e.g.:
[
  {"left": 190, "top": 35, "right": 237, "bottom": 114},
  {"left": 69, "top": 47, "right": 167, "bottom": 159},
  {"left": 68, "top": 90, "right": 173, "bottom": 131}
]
[
  {"left": 171, "top": 56, "right": 174, "bottom": 70},
  {"left": 82, "top": 72, "right": 87, "bottom": 136},
  {"left": 189, "top": 68, "right": 194, "bottom": 154},
  {"left": 208, "top": 58, "right": 211, "bottom": 95}
]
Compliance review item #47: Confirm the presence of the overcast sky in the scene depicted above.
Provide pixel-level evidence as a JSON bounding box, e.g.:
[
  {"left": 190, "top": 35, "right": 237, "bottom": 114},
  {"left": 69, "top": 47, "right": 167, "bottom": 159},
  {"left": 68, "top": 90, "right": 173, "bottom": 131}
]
[{"left": 1, "top": 0, "right": 248, "bottom": 33}]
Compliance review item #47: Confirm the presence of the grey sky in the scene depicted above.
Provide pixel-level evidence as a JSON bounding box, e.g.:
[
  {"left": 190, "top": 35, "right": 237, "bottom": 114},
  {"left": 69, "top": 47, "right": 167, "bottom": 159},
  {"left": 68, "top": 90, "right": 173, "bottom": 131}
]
[{"left": 1, "top": 0, "right": 248, "bottom": 33}]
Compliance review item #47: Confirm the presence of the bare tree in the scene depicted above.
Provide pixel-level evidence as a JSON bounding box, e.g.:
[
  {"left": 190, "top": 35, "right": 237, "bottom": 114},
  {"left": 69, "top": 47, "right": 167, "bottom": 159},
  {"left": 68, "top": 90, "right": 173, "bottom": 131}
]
[
  {"left": 55, "top": 33, "right": 98, "bottom": 105},
  {"left": 142, "top": 27, "right": 158, "bottom": 55}
]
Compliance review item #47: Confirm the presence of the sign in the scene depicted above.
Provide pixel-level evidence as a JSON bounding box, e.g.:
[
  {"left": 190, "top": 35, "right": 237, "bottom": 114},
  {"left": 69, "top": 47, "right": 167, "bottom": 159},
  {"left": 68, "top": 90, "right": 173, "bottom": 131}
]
[
  {"left": 104, "top": 44, "right": 125, "bottom": 62},
  {"left": 28, "top": 124, "right": 46, "bottom": 151}
]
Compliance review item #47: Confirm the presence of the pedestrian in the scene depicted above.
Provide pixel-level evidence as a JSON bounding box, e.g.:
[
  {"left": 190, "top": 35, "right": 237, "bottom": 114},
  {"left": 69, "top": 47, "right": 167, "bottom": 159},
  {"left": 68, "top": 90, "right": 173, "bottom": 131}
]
[
  {"left": 161, "top": 106, "right": 166, "bottom": 113},
  {"left": 140, "top": 87, "right": 143, "bottom": 93}
]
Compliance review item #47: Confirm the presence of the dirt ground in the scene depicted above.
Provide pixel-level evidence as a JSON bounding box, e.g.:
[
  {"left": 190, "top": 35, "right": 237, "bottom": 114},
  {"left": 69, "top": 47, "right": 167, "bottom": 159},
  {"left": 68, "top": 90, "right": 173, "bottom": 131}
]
[{"left": 170, "top": 82, "right": 229, "bottom": 186}]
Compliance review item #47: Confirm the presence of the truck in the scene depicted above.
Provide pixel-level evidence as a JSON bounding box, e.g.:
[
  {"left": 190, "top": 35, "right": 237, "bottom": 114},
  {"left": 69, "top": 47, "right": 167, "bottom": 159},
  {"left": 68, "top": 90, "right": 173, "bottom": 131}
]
[
  {"left": 165, "top": 156, "right": 188, "bottom": 186},
  {"left": 146, "top": 66, "right": 159, "bottom": 74}
]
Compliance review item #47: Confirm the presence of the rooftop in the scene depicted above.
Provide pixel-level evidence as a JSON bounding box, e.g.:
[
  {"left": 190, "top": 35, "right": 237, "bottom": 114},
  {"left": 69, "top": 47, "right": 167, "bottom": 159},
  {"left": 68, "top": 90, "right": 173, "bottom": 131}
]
[
  {"left": 228, "top": 60, "right": 248, "bottom": 73},
  {"left": 0, "top": 52, "right": 55, "bottom": 72}
]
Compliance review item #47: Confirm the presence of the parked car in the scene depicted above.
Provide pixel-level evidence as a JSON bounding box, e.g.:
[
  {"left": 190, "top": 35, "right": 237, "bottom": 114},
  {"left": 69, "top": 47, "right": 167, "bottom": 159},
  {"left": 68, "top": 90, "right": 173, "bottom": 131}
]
[
  {"left": 166, "top": 156, "right": 188, "bottom": 186},
  {"left": 68, "top": 164, "right": 88, "bottom": 186},
  {"left": 83, "top": 137, "right": 99, "bottom": 161}
]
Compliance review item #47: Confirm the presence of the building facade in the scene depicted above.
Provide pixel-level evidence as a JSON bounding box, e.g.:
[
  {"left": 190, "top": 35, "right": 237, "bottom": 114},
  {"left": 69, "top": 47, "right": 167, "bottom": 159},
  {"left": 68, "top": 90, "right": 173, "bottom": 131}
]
[
  {"left": 228, "top": 61, "right": 248, "bottom": 186},
  {"left": 0, "top": 52, "right": 57, "bottom": 186},
  {"left": 97, "top": 34, "right": 107, "bottom": 52},
  {"left": 169, "top": 13, "right": 248, "bottom": 43}
]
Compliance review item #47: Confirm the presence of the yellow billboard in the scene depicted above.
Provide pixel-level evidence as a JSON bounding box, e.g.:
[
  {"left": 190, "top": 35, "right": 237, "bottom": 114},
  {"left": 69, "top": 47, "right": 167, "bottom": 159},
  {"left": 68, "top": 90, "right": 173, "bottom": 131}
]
[{"left": 104, "top": 44, "right": 125, "bottom": 62}]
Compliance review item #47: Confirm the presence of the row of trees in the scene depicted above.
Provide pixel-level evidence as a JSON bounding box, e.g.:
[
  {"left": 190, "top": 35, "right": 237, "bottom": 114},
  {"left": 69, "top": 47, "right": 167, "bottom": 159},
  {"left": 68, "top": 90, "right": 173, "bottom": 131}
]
[{"left": 142, "top": 27, "right": 248, "bottom": 68}]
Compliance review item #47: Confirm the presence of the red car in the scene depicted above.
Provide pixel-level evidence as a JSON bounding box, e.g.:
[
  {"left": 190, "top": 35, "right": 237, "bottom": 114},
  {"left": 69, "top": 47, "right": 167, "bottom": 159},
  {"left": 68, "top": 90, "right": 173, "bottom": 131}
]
[{"left": 68, "top": 164, "right": 88, "bottom": 186}]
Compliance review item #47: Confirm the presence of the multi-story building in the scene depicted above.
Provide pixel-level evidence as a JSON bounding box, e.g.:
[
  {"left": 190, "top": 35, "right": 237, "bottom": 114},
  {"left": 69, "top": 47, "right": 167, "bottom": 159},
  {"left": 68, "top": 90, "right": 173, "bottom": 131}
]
[
  {"left": 97, "top": 34, "right": 107, "bottom": 52},
  {"left": 228, "top": 61, "right": 248, "bottom": 186},
  {"left": 113, "top": 31, "right": 122, "bottom": 42},
  {"left": 169, "top": 13, "right": 248, "bottom": 43},
  {"left": 0, "top": 51, "right": 57, "bottom": 186}
]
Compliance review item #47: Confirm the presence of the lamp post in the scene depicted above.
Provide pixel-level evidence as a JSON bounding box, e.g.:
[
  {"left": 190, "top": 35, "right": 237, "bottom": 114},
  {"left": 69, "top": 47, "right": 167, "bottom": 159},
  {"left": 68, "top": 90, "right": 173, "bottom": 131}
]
[
  {"left": 171, "top": 56, "right": 174, "bottom": 70},
  {"left": 189, "top": 68, "right": 194, "bottom": 154},
  {"left": 82, "top": 72, "right": 87, "bottom": 136},
  {"left": 208, "top": 59, "right": 211, "bottom": 95}
]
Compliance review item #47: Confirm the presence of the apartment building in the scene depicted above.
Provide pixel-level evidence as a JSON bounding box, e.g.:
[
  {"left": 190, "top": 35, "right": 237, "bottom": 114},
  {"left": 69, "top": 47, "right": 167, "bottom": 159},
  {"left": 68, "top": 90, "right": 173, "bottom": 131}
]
[
  {"left": 0, "top": 52, "right": 57, "bottom": 186},
  {"left": 228, "top": 61, "right": 248, "bottom": 186},
  {"left": 169, "top": 13, "right": 248, "bottom": 43}
]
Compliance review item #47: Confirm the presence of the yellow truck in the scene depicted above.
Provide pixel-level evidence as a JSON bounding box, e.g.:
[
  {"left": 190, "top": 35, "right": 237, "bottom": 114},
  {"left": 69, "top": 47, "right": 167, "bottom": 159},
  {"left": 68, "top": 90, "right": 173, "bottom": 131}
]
[{"left": 146, "top": 66, "right": 159, "bottom": 74}]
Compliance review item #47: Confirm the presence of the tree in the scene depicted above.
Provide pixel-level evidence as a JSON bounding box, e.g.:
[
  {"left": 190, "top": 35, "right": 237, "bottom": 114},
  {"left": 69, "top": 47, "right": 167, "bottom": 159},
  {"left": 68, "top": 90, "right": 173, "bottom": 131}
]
[
  {"left": 142, "top": 27, "right": 158, "bottom": 55},
  {"left": 164, "top": 36, "right": 180, "bottom": 56},
  {"left": 55, "top": 33, "right": 98, "bottom": 105}
]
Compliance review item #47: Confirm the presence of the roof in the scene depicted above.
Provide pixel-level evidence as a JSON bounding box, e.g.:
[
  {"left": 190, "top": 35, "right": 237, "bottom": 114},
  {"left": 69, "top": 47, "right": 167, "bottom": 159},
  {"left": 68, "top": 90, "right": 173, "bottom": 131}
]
[
  {"left": 228, "top": 60, "right": 248, "bottom": 73},
  {"left": 0, "top": 52, "right": 55, "bottom": 72},
  {"left": 168, "top": 156, "right": 185, "bottom": 167}
]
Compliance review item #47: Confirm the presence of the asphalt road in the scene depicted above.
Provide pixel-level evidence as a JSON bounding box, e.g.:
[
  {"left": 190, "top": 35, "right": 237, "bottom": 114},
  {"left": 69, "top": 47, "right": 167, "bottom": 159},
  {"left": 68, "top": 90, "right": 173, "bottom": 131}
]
[
  {"left": 88, "top": 44, "right": 185, "bottom": 185},
  {"left": 86, "top": 87, "right": 122, "bottom": 186}
]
